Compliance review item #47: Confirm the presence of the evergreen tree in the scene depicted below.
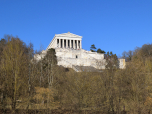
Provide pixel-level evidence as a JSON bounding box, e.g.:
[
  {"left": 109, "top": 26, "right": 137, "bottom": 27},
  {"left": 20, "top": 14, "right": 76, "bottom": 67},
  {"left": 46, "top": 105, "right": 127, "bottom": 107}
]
[
  {"left": 97, "top": 48, "right": 106, "bottom": 54},
  {"left": 45, "top": 48, "right": 57, "bottom": 65},
  {"left": 90, "top": 44, "right": 96, "bottom": 52}
]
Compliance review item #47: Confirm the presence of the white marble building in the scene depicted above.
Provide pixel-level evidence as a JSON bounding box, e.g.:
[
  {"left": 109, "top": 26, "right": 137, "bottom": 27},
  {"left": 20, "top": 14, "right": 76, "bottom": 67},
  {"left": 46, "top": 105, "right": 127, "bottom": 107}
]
[
  {"left": 34, "top": 32, "right": 125, "bottom": 72},
  {"left": 47, "top": 32, "right": 82, "bottom": 49}
]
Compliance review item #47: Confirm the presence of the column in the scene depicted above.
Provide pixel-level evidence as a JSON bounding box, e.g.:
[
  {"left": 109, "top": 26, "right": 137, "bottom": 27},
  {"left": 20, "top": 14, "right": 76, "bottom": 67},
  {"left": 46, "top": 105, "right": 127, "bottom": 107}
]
[
  {"left": 70, "top": 40, "right": 71, "bottom": 48},
  {"left": 77, "top": 40, "right": 79, "bottom": 49},
  {"left": 63, "top": 39, "right": 64, "bottom": 48},
  {"left": 61, "top": 39, "right": 63, "bottom": 48},
  {"left": 60, "top": 39, "right": 62, "bottom": 48},
  {"left": 58, "top": 39, "right": 60, "bottom": 48},
  {"left": 66, "top": 39, "right": 67, "bottom": 48},
  {"left": 75, "top": 40, "right": 77, "bottom": 49},
  {"left": 80, "top": 40, "right": 82, "bottom": 49},
  {"left": 73, "top": 40, "right": 75, "bottom": 49},
  {"left": 60, "top": 39, "right": 61, "bottom": 48}
]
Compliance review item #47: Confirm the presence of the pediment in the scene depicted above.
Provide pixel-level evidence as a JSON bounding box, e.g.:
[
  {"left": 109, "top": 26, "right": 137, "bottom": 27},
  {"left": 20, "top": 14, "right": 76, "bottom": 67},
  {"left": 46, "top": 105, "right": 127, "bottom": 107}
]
[{"left": 55, "top": 32, "right": 82, "bottom": 38}]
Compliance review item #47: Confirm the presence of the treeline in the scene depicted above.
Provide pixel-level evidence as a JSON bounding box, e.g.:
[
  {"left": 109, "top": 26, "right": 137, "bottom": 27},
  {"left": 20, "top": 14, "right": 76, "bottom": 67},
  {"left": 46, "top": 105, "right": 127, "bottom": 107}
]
[{"left": 0, "top": 35, "right": 152, "bottom": 114}]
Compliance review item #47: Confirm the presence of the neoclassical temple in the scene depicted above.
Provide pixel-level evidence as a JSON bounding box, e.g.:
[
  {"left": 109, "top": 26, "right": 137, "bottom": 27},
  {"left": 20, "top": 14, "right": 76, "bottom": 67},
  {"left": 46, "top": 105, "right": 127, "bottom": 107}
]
[
  {"left": 46, "top": 32, "right": 82, "bottom": 50},
  {"left": 34, "top": 32, "right": 126, "bottom": 72}
]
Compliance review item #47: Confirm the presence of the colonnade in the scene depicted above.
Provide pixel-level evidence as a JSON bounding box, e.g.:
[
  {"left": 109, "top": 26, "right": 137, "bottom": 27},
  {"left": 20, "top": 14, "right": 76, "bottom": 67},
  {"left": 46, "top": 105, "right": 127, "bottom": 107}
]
[{"left": 57, "top": 39, "right": 82, "bottom": 49}]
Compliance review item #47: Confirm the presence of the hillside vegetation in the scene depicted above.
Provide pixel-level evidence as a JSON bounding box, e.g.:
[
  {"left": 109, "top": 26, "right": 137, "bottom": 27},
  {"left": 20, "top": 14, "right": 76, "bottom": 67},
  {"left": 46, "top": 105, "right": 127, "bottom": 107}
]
[{"left": 1, "top": 35, "right": 152, "bottom": 114}]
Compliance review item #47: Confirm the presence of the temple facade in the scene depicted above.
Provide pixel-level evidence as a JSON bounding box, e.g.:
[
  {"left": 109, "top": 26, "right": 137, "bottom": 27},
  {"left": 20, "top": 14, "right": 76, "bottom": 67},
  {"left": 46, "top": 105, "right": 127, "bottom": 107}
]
[
  {"left": 34, "top": 32, "right": 125, "bottom": 72},
  {"left": 46, "top": 32, "right": 82, "bottom": 49}
]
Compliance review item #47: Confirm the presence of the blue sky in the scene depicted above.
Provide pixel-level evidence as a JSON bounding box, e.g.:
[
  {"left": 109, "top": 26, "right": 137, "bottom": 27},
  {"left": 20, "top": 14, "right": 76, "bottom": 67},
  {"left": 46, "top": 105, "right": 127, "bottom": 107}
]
[{"left": 0, "top": 0, "right": 152, "bottom": 57}]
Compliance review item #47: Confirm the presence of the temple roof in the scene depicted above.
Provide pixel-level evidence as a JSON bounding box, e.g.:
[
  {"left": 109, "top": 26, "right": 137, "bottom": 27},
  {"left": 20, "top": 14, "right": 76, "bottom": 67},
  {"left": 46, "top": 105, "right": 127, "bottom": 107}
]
[{"left": 55, "top": 32, "right": 82, "bottom": 38}]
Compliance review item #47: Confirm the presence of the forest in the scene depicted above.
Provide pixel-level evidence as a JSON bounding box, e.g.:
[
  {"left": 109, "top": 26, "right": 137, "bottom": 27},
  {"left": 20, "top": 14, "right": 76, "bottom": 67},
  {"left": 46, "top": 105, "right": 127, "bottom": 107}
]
[{"left": 1, "top": 35, "right": 152, "bottom": 114}]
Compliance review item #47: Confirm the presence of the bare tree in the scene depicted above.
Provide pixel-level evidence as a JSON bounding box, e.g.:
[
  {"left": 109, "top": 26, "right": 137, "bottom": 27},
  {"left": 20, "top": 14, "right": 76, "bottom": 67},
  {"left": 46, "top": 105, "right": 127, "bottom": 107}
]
[{"left": 1, "top": 37, "right": 29, "bottom": 112}]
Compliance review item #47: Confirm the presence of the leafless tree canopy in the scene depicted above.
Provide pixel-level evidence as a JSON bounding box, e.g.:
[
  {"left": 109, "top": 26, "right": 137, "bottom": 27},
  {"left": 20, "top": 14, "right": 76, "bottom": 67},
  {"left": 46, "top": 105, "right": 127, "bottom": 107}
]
[{"left": 0, "top": 35, "right": 152, "bottom": 114}]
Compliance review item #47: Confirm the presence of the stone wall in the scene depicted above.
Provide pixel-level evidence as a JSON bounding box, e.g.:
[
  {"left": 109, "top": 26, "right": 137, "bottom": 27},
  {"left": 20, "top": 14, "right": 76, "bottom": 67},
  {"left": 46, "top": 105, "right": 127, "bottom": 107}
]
[
  {"left": 55, "top": 48, "right": 105, "bottom": 60},
  {"left": 34, "top": 48, "right": 125, "bottom": 71},
  {"left": 118, "top": 59, "right": 126, "bottom": 69},
  {"left": 57, "top": 57, "right": 106, "bottom": 69}
]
